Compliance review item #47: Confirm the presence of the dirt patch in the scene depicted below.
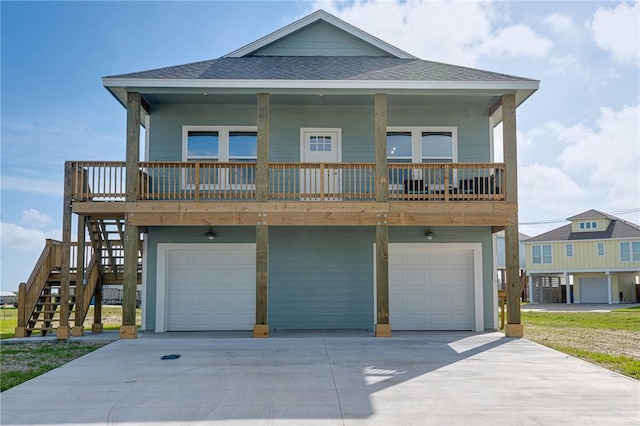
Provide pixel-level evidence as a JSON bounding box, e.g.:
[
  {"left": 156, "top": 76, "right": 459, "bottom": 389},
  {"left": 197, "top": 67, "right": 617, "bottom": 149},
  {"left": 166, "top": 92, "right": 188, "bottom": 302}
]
[{"left": 524, "top": 325, "right": 640, "bottom": 360}]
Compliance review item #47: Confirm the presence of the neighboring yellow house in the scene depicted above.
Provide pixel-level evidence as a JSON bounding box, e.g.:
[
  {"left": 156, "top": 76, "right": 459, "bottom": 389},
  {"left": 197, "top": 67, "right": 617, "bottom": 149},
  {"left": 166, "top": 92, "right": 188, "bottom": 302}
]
[{"left": 524, "top": 210, "right": 640, "bottom": 304}]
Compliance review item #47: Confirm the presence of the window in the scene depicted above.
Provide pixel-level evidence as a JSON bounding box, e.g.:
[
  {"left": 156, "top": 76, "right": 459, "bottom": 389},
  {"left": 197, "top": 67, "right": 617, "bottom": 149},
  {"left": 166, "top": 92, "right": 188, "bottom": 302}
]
[
  {"left": 596, "top": 242, "right": 605, "bottom": 257},
  {"left": 532, "top": 244, "right": 552, "bottom": 264},
  {"left": 580, "top": 221, "right": 598, "bottom": 229},
  {"left": 183, "top": 126, "right": 257, "bottom": 188},
  {"left": 620, "top": 241, "right": 640, "bottom": 262},
  {"left": 387, "top": 127, "right": 457, "bottom": 189},
  {"left": 566, "top": 244, "right": 573, "bottom": 258}
]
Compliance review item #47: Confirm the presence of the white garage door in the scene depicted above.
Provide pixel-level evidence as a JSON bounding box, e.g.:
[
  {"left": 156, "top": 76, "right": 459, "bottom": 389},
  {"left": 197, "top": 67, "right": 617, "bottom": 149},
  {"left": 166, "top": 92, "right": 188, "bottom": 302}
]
[
  {"left": 389, "top": 246, "right": 474, "bottom": 330},
  {"left": 165, "top": 245, "right": 255, "bottom": 331},
  {"left": 580, "top": 278, "right": 608, "bottom": 303}
]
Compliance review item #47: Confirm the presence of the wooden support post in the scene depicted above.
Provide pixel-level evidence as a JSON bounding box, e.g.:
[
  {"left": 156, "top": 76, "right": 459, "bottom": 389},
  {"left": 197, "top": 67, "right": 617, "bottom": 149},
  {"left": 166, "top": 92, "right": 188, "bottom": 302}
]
[
  {"left": 257, "top": 93, "right": 270, "bottom": 202},
  {"left": 375, "top": 93, "right": 388, "bottom": 202},
  {"left": 58, "top": 161, "right": 73, "bottom": 340},
  {"left": 72, "top": 215, "right": 86, "bottom": 336},
  {"left": 375, "top": 221, "right": 391, "bottom": 337},
  {"left": 121, "top": 91, "right": 141, "bottom": 339},
  {"left": 14, "top": 282, "right": 27, "bottom": 337},
  {"left": 92, "top": 276, "right": 103, "bottom": 333},
  {"left": 254, "top": 222, "right": 269, "bottom": 337},
  {"left": 502, "top": 93, "right": 522, "bottom": 337}
]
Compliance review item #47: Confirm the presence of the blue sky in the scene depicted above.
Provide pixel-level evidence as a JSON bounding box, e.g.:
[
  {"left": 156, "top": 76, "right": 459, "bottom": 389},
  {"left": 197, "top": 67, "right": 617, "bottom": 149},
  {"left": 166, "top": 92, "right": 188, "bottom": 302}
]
[{"left": 1, "top": 0, "right": 639, "bottom": 292}]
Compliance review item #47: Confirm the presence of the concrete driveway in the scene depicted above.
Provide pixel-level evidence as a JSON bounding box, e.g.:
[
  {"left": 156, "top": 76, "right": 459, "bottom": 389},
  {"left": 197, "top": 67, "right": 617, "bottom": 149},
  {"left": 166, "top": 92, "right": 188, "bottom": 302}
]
[{"left": 1, "top": 331, "right": 638, "bottom": 425}]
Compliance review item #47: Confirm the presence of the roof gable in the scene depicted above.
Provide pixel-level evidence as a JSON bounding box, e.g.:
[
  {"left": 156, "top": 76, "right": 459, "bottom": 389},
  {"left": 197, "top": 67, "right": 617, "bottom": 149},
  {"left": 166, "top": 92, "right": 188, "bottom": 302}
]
[
  {"left": 525, "top": 211, "right": 640, "bottom": 243},
  {"left": 225, "top": 9, "right": 415, "bottom": 59}
]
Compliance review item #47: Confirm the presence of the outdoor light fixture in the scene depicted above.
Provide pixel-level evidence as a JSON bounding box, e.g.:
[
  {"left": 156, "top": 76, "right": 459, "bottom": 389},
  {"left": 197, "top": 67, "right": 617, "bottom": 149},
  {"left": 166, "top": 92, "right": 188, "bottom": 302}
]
[
  {"left": 205, "top": 228, "right": 216, "bottom": 240},
  {"left": 425, "top": 229, "right": 434, "bottom": 240}
]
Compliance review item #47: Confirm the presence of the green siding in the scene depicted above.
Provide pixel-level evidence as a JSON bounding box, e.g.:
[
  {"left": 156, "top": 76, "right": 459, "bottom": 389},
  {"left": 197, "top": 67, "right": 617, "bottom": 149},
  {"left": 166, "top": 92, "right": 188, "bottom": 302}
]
[
  {"left": 144, "top": 225, "right": 495, "bottom": 332},
  {"left": 144, "top": 226, "right": 256, "bottom": 331},
  {"left": 390, "top": 226, "right": 496, "bottom": 329},
  {"left": 268, "top": 227, "right": 375, "bottom": 330},
  {"left": 148, "top": 101, "right": 490, "bottom": 163},
  {"left": 253, "top": 21, "right": 389, "bottom": 57}
]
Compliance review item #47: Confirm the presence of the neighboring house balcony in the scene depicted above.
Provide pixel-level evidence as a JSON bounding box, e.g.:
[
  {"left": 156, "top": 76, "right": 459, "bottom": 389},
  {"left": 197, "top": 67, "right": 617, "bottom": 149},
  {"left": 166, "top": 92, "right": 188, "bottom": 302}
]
[{"left": 69, "top": 160, "right": 514, "bottom": 227}]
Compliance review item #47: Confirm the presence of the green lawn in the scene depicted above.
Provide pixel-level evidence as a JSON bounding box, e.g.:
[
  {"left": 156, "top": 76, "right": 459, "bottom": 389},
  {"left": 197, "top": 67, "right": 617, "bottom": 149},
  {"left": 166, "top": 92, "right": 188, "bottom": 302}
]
[
  {"left": 521, "top": 311, "right": 640, "bottom": 379},
  {"left": 0, "top": 306, "right": 141, "bottom": 339}
]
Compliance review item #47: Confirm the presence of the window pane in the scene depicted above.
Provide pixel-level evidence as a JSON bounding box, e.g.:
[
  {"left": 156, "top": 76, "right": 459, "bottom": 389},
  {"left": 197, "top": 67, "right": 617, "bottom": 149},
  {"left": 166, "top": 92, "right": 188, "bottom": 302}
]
[
  {"left": 533, "top": 246, "right": 541, "bottom": 264},
  {"left": 632, "top": 242, "right": 640, "bottom": 261},
  {"left": 621, "top": 242, "right": 630, "bottom": 262},
  {"left": 188, "top": 132, "right": 219, "bottom": 157},
  {"left": 229, "top": 131, "right": 257, "bottom": 157},
  {"left": 422, "top": 132, "right": 452, "bottom": 158},
  {"left": 566, "top": 244, "right": 573, "bottom": 257},
  {"left": 387, "top": 132, "right": 412, "bottom": 158}
]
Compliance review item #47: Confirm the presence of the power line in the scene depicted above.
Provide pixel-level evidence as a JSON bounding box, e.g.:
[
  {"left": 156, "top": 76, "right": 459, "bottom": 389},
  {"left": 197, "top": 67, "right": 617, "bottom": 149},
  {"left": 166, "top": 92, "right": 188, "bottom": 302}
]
[{"left": 520, "top": 208, "right": 640, "bottom": 226}]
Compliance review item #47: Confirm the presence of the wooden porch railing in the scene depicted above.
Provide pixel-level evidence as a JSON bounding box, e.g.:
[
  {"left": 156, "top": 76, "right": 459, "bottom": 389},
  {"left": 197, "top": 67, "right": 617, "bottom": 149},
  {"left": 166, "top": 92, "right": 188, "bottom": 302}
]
[
  {"left": 17, "top": 239, "right": 62, "bottom": 331},
  {"left": 269, "top": 162, "right": 375, "bottom": 201},
  {"left": 69, "top": 161, "right": 505, "bottom": 202}
]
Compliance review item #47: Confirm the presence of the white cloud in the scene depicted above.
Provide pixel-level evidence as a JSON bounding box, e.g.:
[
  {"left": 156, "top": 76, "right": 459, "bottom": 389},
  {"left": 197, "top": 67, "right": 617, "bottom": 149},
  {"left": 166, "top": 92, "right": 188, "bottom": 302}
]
[
  {"left": 549, "top": 104, "right": 640, "bottom": 212},
  {"left": 311, "top": 0, "right": 553, "bottom": 66},
  {"left": 589, "top": 1, "right": 640, "bottom": 65},
  {"left": 546, "top": 54, "right": 588, "bottom": 76},
  {"left": 0, "top": 222, "right": 61, "bottom": 252},
  {"left": 475, "top": 24, "right": 554, "bottom": 59},
  {"left": 20, "top": 209, "right": 53, "bottom": 228},
  {"left": 543, "top": 13, "right": 574, "bottom": 33},
  {"left": 519, "top": 164, "right": 587, "bottom": 212},
  {"left": 1, "top": 176, "right": 62, "bottom": 196}
]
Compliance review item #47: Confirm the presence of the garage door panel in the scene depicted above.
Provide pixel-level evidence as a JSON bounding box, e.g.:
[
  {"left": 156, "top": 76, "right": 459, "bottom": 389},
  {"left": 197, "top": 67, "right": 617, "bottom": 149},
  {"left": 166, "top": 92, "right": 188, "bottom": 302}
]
[
  {"left": 166, "top": 246, "right": 256, "bottom": 331},
  {"left": 406, "top": 253, "right": 427, "bottom": 265},
  {"left": 429, "top": 254, "right": 447, "bottom": 266},
  {"left": 580, "top": 278, "right": 608, "bottom": 303},
  {"left": 390, "top": 247, "right": 474, "bottom": 331}
]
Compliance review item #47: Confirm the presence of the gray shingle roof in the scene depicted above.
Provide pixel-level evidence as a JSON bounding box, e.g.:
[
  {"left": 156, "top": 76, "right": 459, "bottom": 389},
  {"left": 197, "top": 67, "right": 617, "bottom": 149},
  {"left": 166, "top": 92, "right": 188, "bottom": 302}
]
[
  {"left": 566, "top": 209, "right": 613, "bottom": 221},
  {"left": 105, "top": 56, "right": 536, "bottom": 82},
  {"left": 526, "top": 214, "right": 640, "bottom": 243}
]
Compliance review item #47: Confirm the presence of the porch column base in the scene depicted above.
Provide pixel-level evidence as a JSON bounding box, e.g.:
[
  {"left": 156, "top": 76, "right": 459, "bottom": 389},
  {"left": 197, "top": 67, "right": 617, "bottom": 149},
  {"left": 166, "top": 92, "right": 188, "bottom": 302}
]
[
  {"left": 14, "top": 327, "right": 27, "bottom": 338},
  {"left": 71, "top": 326, "right": 85, "bottom": 337},
  {"left": 119, "top": 325, "right": 138, "bottom": 339},
  {"left": 253, "top": 324, "right": 269, "bottom": 338},
  {"left": 92, "top": 323, "right": 104, "bottom": 333},
  {"left": 504, "top": 323, "right": 523, "bottom": 338},
  {"left": 375, "top": 324, "right": 391, "bottom": 337},
  {"left": 56, "top": 325, "right": 70, "bottom": 340}
]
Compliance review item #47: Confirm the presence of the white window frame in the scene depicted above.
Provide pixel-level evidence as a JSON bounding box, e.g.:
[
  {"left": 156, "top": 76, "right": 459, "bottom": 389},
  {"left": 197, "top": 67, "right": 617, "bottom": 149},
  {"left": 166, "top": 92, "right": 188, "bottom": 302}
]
[
  {"left": 566, "top": 243, "right": 573, "bottom": 258},
  {"left": 596, "top": 242, "right": 605, "bottom": 257},
  {"left": 182, "top": 125, "right": 257, "bottom": 191},
  {"left": 620, "top": 241, "right": 640, "bottom": 262},
  {"left": 532, "top": 244, "right": 552, "bottom": 264},
  {"left": 387, "top": 126, "right": 458, "bottom": 191}
]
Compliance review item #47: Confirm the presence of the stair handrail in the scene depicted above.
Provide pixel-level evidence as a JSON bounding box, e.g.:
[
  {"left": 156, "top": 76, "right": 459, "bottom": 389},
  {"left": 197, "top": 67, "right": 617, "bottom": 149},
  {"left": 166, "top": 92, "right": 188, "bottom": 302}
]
[
  {"left": 16, "top": 239, "right": 62, "bottom": 330},
  {"left": 73, "top": 255, "right": 102, "bottom": 327}
]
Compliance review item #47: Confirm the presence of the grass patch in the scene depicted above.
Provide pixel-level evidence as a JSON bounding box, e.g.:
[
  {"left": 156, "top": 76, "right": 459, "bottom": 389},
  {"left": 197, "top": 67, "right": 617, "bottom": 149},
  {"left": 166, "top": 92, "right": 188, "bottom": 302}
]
[
  {"left": 0, "top": 307, "right": 18, "bottom": 339},
  {"left": 1, "top": 342, "right": 106, "bottom": 392},
  {"left": 522, "top": 311, "right": 640, "bottom": 379},
  {"left": 522, "top": 311, "right": 640, "bottom": 331},
  {"left": 614, "top": 306, "right": 640, "bottom": 313},
  {"left": 0, "top": 306, "right": 141, "bottom": 339},
  {"left": 544, "top": 343, "right": 640, "bottom": 379}
]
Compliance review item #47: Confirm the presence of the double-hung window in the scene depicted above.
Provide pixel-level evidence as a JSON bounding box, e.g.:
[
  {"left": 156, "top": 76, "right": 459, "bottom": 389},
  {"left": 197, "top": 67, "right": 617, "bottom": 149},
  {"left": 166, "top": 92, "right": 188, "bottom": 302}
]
[
  {"left": 387, "top": 127, "right": 457, "bottom": 192},
  {"left": 183, "top": 126, "right": 257, "bottom": 189},
  {"left": 620, "top": 241, "right": 640, "bottom": 262},
  {"left": 596, "top": 242, "right": 605, "bottom": 257},
  {"left": 566, "top": 243, "right": 573, "bottom": 258},
  {"left": 532, "top": 244, "right": 552, "bottom": 264}
]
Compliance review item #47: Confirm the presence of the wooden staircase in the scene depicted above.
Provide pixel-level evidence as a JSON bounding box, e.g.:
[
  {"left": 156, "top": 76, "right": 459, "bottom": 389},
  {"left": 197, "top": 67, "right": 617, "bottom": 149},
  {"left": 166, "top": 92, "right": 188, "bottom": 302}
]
[{"left": 16, "top": 218, "right": 140, "bottom": 337}]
